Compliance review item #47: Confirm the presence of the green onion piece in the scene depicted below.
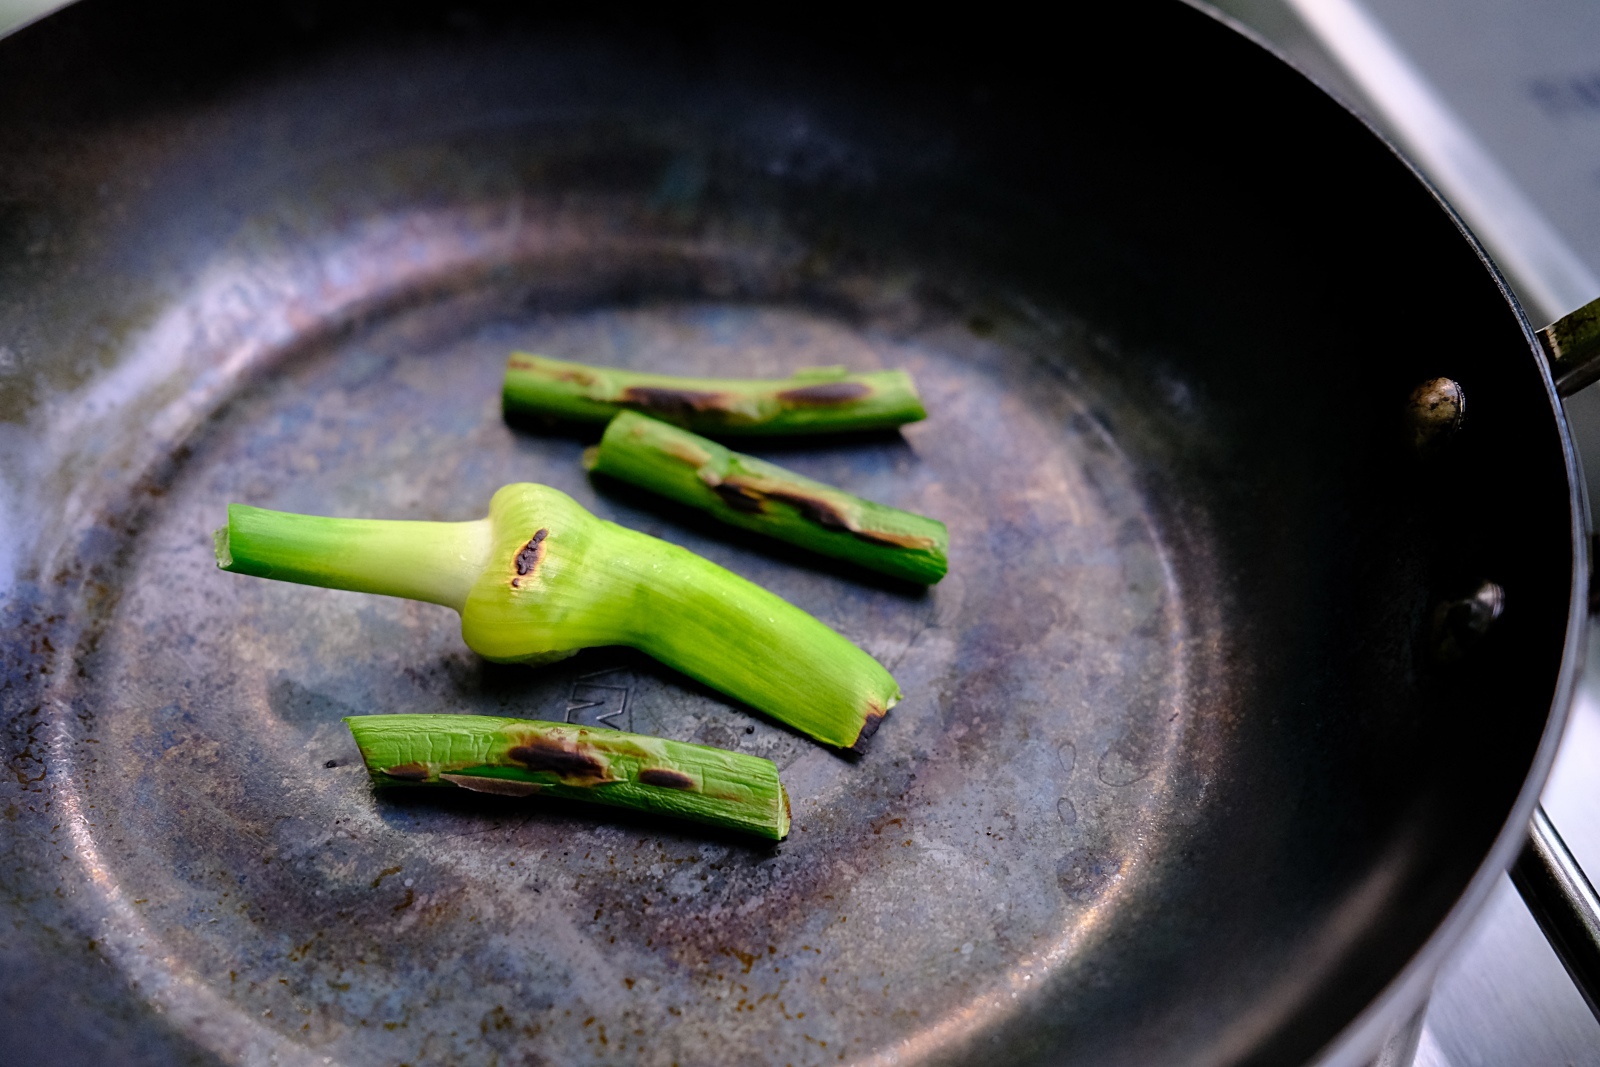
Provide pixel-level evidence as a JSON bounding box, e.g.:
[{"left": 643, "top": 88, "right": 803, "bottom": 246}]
[
  {"left": 502, "top": 353, "right": 926, "bottom": 436},
  {"left": 216, "top": 483, "right": 899, "bottom": 751},
  {"left": 346, "top": 714, "right": 790, "bottom": 840},
  {"left": 588, "top": 412, "right": 948, "bottom": 585}
]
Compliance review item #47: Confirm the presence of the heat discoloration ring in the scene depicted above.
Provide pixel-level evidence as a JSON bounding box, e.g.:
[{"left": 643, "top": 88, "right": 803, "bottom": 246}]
[
  {"left": 637, "top": 767, "right": 698, "bottom": 791},
  {"left": 776, "top": 380, "right": 871, "bottom": 405},
  {"left": 440, "top": 773, "right": 544, "bottom": 797},
  {"left": 382, "top": 762, "right": 431, "bottom": 782},
  {"left": 508, "top": 735, "right": 616, "bottom": 784},
  {"left": 510, "top": 528, "right": 548, "bottom": 588},
  {"left": 621, "top": 386, "right": 735, "bottom": 418}
]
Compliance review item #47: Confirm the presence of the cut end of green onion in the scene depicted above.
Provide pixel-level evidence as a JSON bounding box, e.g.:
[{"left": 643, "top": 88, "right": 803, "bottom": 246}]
[{"left": 212, "top": 525, "right": 233, "bottom": 569}]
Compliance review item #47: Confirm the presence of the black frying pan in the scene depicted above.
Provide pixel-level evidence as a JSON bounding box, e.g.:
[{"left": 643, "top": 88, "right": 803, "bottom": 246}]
[{"left": 0, "top": 3, "right": 1594, "bottom": 1065}]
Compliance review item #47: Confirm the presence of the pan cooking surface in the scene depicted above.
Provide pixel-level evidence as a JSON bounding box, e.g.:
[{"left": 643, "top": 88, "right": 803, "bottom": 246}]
[
  {"left": 73, "top": 267, "right": 1201, "bottom": 1065},
  {"left": 1, "top": 5, "right": 1579, "bottom": 1066}
]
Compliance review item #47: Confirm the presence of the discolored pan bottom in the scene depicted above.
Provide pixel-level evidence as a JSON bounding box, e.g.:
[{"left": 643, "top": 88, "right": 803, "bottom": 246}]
[
  {"left": 68, "top": 262, "right": 1205, "bottom": 1066},
  {"left": 7, "top": 8, "right": 1576, "bottom": 1066}
]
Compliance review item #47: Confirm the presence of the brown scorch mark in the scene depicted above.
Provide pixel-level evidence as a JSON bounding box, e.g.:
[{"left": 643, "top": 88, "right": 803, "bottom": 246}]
[
  {"left": 849, "top": 527, "right": 939, "bottom": 550},
  {"left": 440, "top": 773, "right": 544, "bottom": 797},
  {"left": 712, "top": 482, "right": 767, "bottom": 513},
  {"left": 660, "top": 438, "right": 713, "bottom": 467},
  {"left": 508, "top": 357, "right": 596, "bottom": 386},
  {"left": 382, "top": 762, "right": 430, "bottom": 781},
  {"left": 851, "top": 706, "right": 887, "bottom": 754},
  {"left": 509, "top": 735, "right": 614, "bottom": 783},
  {"left": 620, "top": 386, "right": 735, "bottom": 418},
  {"left": 764, "top": 488, "right": 853, "bottom": 530},
  {"left": 511, "top": 528, "right": 548, "bottom": 588},
  {"left": 637, "top": 768, "right": 697, "bottom": 791},
  {"left": 717, "top": 478, "right": 937, "bottom": 550},
  {"left": 775, "top": 381, "right": 871, "bottom": 405}
]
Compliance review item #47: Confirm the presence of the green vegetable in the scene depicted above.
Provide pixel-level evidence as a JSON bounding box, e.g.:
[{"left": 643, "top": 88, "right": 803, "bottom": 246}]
[
  {"left": 346, "top": 714, "right": 790, "bottom": 840},
  {"left": 502, "top": 353, "right": 926, "bottom": 435},
  {"left": 215, "top": 483, "right": 898, "bottom": 750},
  {"left": 587, "top": 412, "right": 948, "bottom": 584}
]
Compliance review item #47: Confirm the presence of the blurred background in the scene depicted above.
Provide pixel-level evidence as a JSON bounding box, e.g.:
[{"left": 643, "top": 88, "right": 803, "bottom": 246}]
[
  {"left": 0, "top": 0, "right": 52, "bottom": 36},
  {"left": 3, "top": 1, "right": 1596, "bottom": 1063}
]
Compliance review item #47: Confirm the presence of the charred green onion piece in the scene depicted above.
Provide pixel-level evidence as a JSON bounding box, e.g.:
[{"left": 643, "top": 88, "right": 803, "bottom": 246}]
[
  {"left": 346, "top": 714, "right": 790, "bottom": 840},
  {"left": 502, "top": 353, "right": 926, "bottom": 435},
  {"left": 588, "top": 412, "right": 948, "bottom": 584},
  {"left": 215, "top": 483, "right": 898, "bottom": 750}
]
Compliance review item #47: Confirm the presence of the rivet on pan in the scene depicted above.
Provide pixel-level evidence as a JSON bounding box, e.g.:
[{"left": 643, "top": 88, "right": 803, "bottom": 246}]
[
  {"left": 1431, "top": 580, "right": 1504, "bottom": 663},
  {"left": 1407, "top": 377, "right": 1465, "bottom": 451}
]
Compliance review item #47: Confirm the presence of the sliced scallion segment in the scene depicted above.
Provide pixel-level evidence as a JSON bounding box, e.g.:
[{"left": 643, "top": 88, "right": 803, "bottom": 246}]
[
  {"left": 588, "top": 411, "right": 947, "bottom": 584},
  {"left": 502, "top": 353, "right": 926, "bottom": 435},
  {"left": 216, "top": 483, "right": 899, "bottom": 751},
  {"left": 346, "top": 714, "right": 790, "bottom": 840}
]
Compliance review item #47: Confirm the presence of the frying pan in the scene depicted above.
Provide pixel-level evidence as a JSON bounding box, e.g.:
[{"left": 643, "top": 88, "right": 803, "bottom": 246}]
[{"left": 1, "top": 2, "right": 1596, "bottom": 1065}]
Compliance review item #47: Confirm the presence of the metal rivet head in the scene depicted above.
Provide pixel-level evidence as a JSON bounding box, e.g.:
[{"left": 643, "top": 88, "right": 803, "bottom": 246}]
[
  {"left": 1432, "top": 580, "right": 1504, "bottom": 662},
  {"left": 1407, "top": 377, "right": 1465, "bottom": 451}
]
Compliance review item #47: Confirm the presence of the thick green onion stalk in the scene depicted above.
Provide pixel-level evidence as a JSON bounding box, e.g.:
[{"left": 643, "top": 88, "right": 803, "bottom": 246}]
[
  {"left": 346, "top": 714, "right": 790, "bottom": 840},
  {"left": 215, "top": 483, "right": 899, "bottom": 751},
  {"left": 502, "top": 353, "right": 926, "bottom": 436},
  {"left": 588, "top": 411, "right": 948, "bottom": 585}
]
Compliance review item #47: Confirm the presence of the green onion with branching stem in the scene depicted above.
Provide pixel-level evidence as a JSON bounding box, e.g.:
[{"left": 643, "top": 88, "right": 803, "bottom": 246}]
[
  {"left": 587, "top": 411, "right": 948, "bottom": 585},
  {"left": 346, "top": 714, "right": 790, "bottom": 840},
  {"left": 215, "top": 483, "right": 899, "bottom": 751},
  {"left": 502, "top": 353, "right": 926, "bottom": 435}
]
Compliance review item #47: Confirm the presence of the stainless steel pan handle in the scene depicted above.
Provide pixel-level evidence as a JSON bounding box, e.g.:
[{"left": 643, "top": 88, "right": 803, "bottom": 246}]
[
  {"left": 1540, "top": 297, "right": 1600, "bottom": 399},
  {"left": 1510, "top": 805, "right": 1600, "bottom": 1020},
  {"left": 1509, "top": 298, "right": 1600, "bottom": 1024}
]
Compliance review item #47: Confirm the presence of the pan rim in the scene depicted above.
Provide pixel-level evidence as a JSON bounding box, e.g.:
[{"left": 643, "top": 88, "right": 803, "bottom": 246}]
[
  {"left": 0, "top": 3, "right": 1587, "bottom": 1062},
  {"left": 1190, "top": 3, "right": 1596, "bottom": 1062}
]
